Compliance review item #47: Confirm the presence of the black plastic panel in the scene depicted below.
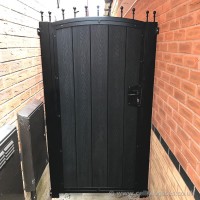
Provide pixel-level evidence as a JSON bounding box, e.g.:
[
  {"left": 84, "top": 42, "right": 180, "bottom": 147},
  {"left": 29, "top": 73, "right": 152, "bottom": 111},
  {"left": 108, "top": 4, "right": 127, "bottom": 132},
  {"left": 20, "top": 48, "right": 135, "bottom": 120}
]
[
  {"left": 39, "top": 17, "right": 158, "bottom": 197},
  {"left": 91, "top": 25, "right": 108, "bottom": 187},
  {"left": 56, "top": 28, "right": 76, "bottom": 188},
  {"left": 73, "top": 25, "right": 92, "bottom": 187},
  {"left": 17, "top": 99, "right": 48, "bottom": 192},
  {"left": 0, "top": 125, "right": 24, "bottom": 200},
  {"left": 107, "top": 25, "right": 126, "bottom": 187}
]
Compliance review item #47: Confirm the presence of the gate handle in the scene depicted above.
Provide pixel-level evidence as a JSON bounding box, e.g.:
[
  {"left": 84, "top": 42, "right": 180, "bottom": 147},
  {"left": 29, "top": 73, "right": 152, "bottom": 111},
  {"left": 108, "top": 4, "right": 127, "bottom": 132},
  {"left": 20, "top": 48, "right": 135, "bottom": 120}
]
[
  {"left": 128, "top": 92, "right": 139, "bottom": 96},
  {"left": 128, "top": 85, "right": 142, "bottom": 107}
]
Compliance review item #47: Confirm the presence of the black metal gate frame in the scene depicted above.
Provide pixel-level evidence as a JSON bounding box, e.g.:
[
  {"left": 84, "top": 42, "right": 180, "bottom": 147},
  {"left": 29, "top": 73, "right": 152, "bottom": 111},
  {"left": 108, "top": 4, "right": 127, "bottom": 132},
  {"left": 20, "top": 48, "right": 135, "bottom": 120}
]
[{"left": 39, "top": 17, "right": 158, "bottom": 197}]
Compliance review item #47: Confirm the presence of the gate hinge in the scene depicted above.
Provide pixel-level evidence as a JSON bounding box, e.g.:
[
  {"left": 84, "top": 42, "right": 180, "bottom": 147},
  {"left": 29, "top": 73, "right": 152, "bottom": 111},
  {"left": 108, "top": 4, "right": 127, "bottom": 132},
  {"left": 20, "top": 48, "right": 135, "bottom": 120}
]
[
  {"left": 156, "top": 27, "right": 159, "bottom": 35},
  {"left": 50, "top": 190, "right": 52, "bottom": 198},
  {"left": 31, "top": 191, "right": 37, "bottom": 200},
  {"left": 37, "top": 28, "right": 41, "bottom": 36}
]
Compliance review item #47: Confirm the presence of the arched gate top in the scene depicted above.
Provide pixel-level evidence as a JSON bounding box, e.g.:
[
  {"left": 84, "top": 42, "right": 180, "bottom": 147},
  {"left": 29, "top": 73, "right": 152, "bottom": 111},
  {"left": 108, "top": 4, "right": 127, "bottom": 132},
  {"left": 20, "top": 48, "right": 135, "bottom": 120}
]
[{"left": 41, "top": 17, "right": 157, "bottom": 30}]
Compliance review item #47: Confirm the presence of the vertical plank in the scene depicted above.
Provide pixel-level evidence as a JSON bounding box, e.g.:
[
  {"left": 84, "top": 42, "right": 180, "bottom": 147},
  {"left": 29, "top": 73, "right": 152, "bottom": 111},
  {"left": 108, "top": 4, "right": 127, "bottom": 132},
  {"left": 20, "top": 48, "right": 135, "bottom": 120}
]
[
  {"left": 122, "top": 27, "right": 143, "bottom": 188},
  {"left": 91, "top": 25, "right": 108, "bottom": 187},
  {"left": 108, "top": 25, "right": 126, "bottom": 187},
  {"left": 73, "top": 26, "right": 92, "bottom": 187},
  {"left": 56, "top": 28, "right": 77, "bottom": 187}
]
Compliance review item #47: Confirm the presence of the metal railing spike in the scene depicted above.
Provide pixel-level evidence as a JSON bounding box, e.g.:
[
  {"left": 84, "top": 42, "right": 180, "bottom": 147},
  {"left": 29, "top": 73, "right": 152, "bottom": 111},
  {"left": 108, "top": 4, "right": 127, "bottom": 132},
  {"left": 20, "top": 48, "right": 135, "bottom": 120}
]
[
  {"left": 97, "top": 5, "right": 100, "bottom": 16},
  {"left": 108, "top": 5, "right": 111, "bottom": 16},
  {"left": 146, "top": 10, "right": 149, "bottom": 22},
  {"left": 120, "top": 6, "right": 123, "bottom": 18},
  {"left": 132, "top": 8, "right": 135, "bottom": 20},
  {"left": 40, "top": 11, "right": 44, "bottom": 22},
  {"left": 85, "top": 6, "right": 88, "bottom": 17},
  {"left": 48, "top": 11, "right": 51, "bottom": 22},
  {"left": 73, "top": 7, "right": 76, "bottom": 18},
  {"left": 153, "top": 11, "right": 156, "bottom": 22},
  {"left": 62, "top": 9, "right": 65, "bottom": 20}
]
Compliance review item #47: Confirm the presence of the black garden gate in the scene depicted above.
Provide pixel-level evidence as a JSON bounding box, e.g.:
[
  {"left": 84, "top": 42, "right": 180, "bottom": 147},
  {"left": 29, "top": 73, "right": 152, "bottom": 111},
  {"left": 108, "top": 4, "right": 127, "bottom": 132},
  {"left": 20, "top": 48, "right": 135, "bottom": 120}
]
[{"left": 39, "top": 17, "right": 158, "bottom": 197}]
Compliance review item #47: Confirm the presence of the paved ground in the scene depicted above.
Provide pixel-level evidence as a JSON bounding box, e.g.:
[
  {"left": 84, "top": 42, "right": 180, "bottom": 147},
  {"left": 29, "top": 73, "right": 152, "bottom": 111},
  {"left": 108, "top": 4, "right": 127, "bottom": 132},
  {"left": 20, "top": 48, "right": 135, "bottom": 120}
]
[{"left": 53, "top": 193, "right": 148, "bottom": 200}]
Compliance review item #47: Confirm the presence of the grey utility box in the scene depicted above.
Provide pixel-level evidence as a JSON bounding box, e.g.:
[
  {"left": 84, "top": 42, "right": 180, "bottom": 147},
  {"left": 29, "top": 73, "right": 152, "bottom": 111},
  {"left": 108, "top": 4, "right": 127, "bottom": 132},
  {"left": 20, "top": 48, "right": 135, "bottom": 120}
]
[
  {"left": 18, "top": 99, "right": 48, "bottom": 192},
  {"left": 0, "top": 125, "right": 24, "bottom": 200}
]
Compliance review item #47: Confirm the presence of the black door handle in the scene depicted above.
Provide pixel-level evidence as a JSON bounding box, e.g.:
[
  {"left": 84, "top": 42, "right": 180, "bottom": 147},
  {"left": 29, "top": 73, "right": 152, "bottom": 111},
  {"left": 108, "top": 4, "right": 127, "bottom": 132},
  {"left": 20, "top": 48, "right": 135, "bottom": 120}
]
[{"left": 128, "top": 85, "right": 142, "bottom": 107}]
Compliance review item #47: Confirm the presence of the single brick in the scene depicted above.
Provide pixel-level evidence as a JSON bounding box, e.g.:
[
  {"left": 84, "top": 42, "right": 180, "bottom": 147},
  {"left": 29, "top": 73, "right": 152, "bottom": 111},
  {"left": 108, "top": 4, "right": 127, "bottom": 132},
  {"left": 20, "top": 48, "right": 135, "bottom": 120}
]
[
  {"left": 181, "top": 80, "right": 196, "bottom": 96},
  {"left": 178, "top": 42, "right": 192, "bottom": 54},
  {"left": 179, "top": 103, "right": 193, "bottom": 122},
  {"left": 186, "top": 97, "right": 200, "bottom": 115}
]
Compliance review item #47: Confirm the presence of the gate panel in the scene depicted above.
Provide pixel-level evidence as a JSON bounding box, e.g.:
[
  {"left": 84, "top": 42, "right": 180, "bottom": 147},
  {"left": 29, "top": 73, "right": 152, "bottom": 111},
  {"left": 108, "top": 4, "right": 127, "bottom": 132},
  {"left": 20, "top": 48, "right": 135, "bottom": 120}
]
[
  {"left": 73, "top": 26, "right": 92, "bottom": 187},
  {"left": 56, "top": 28, "right": 76, "bottom": 187},
  {"left": 39, "top": 17, "right": 158, "bottom": 196},
  {"left": 108, "top": 26, "right": 126, "bottom": 187},
  {"left": 122, "top": 28, "right": 143, "bottom": 187},
  {"left": 91, "top": 25, "right": 108, "bottom": 187}
]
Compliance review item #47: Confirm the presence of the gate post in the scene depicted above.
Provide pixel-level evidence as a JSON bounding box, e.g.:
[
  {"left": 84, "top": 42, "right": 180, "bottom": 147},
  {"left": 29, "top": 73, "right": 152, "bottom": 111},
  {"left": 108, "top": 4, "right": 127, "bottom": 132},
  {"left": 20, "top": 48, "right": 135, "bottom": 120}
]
[{"left": 39, "top": 22, "right": 63, "bottom": 198}]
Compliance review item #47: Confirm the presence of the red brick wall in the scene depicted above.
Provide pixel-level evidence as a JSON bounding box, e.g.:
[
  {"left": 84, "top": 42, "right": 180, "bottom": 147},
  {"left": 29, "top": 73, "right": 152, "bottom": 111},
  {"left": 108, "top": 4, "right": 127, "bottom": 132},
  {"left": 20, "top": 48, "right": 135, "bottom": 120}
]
[
  {"left": 149, "top": 131, "right": 195, "bottom": 200},
  {"left": 113, "top": 0, "right": 200, "bottom": 192}
]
